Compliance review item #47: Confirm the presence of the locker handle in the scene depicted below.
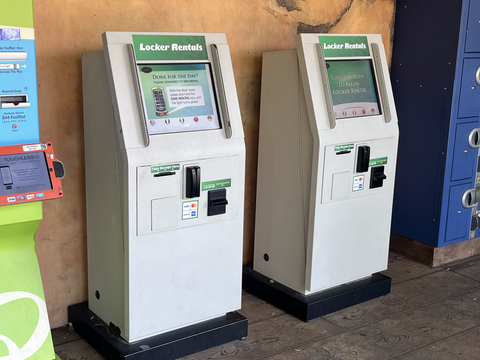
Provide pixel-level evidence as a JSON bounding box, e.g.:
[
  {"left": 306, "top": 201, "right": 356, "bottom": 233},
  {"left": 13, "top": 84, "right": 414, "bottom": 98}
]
[
  {"left": 462, "top": 188, "right": 480, "bottom": 209},
  {"left": 468, "top": 128, "right": 480, "bottom": 148},
  {"left": 476, "top": 66, "right": 480, "bottom": 86}
]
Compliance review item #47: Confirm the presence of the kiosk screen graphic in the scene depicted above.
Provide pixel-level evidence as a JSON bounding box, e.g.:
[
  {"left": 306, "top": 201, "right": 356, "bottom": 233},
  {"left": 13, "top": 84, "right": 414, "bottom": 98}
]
[
  {"left": 137, "top": 63, "right": 221, "bottom": 135},
  {"left": 326, "top": 60, "right": 381, "bottom": 120},
  {"left": 0, "top": 151, "right": 52, "bottom": 196}
]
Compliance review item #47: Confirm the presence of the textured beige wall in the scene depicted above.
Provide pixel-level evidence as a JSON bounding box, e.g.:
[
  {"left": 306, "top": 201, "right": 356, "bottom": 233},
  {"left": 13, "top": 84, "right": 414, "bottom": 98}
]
[{"left": 32, "top": 0, "right": 396, "bottom": 328}]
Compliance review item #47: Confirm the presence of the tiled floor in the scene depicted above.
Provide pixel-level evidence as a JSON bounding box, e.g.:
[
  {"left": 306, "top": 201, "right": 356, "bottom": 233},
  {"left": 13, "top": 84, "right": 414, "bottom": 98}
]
[{"left": 53, "top": 252, "right": 480, "bottom": 359}]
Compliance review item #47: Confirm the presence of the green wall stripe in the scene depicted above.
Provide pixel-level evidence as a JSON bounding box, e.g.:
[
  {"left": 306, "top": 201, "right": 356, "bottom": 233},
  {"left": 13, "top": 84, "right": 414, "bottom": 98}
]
[{"left": 0, "top": 0, "right": 34, "bottom": 28}]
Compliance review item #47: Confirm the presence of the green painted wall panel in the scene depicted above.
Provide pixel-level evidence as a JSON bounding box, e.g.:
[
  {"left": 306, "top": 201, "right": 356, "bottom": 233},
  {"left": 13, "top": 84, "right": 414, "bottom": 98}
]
[{"left": 0, "top": 0, "right": 34, "bottom": 28}]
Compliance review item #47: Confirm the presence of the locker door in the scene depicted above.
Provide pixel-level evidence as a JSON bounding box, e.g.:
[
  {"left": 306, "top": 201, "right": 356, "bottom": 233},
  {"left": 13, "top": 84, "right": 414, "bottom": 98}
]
[
  {"left": 465, "top": 0, "right": 480, "bottom": 53},
  {"left": 445, "top": 183, "right": 472, "bottom": 242},
  {"left": 458, "top": 58, "right": 480, "bottom": 119},
  {"left": 451, "top": 122, "right": 478, "bottom": 181}
]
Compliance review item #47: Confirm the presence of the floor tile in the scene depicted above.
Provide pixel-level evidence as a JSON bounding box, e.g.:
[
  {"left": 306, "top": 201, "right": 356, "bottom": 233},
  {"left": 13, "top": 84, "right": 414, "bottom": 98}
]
[
  {"left": 382, "top": 252, "right": 442, "bottom": 284},
  {"left": 323, "top": 269, "right": 479, "bottom": 329}
]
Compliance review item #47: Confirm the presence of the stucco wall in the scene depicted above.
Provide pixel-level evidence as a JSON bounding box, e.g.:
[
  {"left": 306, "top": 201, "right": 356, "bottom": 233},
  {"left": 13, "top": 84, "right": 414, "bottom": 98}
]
[{"left": 31, "top": 0, "right": 396, "bottom": 328}]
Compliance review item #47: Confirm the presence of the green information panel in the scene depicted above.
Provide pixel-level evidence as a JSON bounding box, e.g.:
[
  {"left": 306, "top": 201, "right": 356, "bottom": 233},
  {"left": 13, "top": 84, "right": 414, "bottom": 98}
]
[
  {"left": 318, "top": 35, "right": 370, "bottom": 57},
  {"left": 369, "top": 157, "right": 388, "bottom": 166},
  {"left": 202, "top": 178, "right": 231, "bottom": 191},
  {"left": 151, "top": 164, "right": 180, "bottom": 173},
  {"left": 334, "top": 144, "right": 354, "bottom": 152},
  {"left": 132, "top": 35, "right": 208, "bottom": 61}
]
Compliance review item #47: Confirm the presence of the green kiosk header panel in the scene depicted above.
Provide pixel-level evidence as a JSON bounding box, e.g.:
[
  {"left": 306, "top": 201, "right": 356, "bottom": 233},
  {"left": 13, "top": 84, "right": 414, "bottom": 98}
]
[
  {"left": 132, "top": 35, "right": 208, "bottom": 61},
  {"left": 319, "top": 35, "right": 370, "bottom": 57}
]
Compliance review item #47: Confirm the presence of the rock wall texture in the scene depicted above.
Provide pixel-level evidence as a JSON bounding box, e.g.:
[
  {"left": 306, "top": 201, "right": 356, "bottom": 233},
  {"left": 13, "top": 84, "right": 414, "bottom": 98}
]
[{"left": 31, "top": 0, "right": 396, "bottom": 327}]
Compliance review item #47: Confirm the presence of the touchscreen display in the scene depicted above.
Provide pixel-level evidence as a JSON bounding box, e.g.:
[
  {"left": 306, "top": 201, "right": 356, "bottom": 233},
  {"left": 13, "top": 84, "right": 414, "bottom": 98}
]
[
  {"left": 137, "top": 63, "right": 221, "bottom": 135},
  {"left": 326, "top": 60, "right": 381, "bottom": 120},
  {"left": 0, "top": 151, "right": 52, "bottom": 196}
]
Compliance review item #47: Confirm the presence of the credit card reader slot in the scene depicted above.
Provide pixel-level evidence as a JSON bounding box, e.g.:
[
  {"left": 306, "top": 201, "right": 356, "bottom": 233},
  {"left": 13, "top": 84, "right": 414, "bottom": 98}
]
[
  {"left": 356, "top": 146, "right": 370, "bottom": 173},
  {"left": 186, "top": 166, "right": 201, "bottom": 198}
]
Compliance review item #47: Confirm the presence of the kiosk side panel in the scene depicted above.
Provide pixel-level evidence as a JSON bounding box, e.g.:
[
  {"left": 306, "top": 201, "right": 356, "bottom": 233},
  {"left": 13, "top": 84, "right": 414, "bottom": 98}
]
[
  {"left": 254, "top": 50, "right": 314, "bottom": 293},
  {"left": 83, "top": 51, "right": 126, "bottom": 333},
  {"left": 103, "top": 44, "right": 146, "bottom": 150}
]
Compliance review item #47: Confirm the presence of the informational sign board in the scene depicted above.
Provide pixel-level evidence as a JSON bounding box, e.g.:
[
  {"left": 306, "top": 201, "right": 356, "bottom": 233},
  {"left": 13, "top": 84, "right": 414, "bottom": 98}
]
[
  {"left": 136, "top": 63, "right": 221, "bottom": 134},
  {"left": 0, "top": 5, "right": 39, "bottom": 146},
  {"left": 0, "top": 142, "right": 64, "bottom": 206}
]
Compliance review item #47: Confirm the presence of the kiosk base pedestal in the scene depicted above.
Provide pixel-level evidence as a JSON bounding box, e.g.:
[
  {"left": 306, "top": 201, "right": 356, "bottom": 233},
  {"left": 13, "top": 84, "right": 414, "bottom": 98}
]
[
  {"left": 68, "top": 302, "right": 248, "bottom": 360},
  {"left": 243, "top": 266, "right": 391, "bottom": 322}
]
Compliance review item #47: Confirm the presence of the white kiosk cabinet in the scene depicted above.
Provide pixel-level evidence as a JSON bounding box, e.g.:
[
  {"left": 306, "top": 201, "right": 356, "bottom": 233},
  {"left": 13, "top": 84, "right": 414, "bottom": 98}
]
[
  {"left": 246, "top": 34, "right": 398, "bottom": 320},
  {"left": 78, "top": 32, "right": 246, "bottom": 357}
]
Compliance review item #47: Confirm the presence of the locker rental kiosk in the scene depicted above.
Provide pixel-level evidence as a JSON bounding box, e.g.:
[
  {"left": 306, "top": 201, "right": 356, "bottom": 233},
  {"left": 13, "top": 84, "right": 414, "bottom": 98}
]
[
  {"left": 71, "top": 32, "right": 247, "bottom": 360},
  {"left": 243, "top": 34, "right": 399, "bottom": 321}
]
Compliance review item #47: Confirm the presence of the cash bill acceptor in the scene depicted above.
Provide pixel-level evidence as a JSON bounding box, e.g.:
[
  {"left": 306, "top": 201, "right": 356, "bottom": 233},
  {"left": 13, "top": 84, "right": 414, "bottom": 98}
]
[
  {"left": 71, "top": 32, "right": 247, "bottom": 359},
  {"left": 244, "top": 34, "right": 399, "bottom": 321}
]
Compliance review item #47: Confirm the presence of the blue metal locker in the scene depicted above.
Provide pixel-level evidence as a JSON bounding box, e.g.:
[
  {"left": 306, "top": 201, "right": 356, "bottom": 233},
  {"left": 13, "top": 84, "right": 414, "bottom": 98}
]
[{"left": 391, "top": 0, "right": 480, "bottom": 247}]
